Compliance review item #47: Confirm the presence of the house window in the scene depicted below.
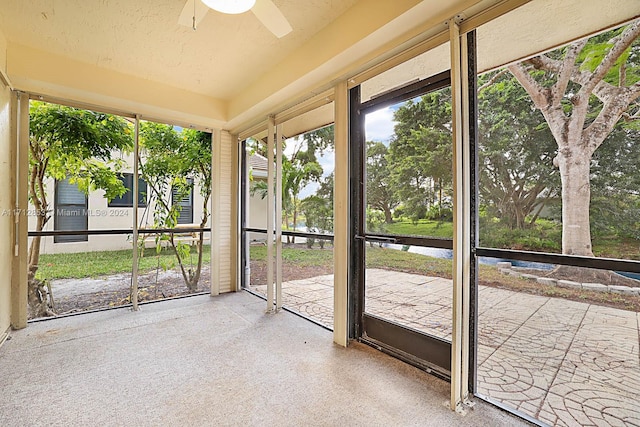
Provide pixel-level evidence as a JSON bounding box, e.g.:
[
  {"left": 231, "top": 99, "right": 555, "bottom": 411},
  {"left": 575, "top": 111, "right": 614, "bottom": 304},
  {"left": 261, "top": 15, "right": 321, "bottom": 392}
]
[
  {"left": 108, "top": 173, "right": 148, "bottom": 207},
  {"left": 54, "top": 178, "right": 88, "bottom": 243},
  {"left": 172, "top": 178, "right": 193, "bottom": 224}
]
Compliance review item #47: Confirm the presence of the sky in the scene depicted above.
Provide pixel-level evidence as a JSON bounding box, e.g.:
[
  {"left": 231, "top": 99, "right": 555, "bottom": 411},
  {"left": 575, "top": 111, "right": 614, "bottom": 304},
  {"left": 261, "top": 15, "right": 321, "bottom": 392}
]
[
  {"left": 292, "top": 106, "right": 397, "bottom": 199},
  {"left": 365, "top": 106, "right": 397, "bottom": 144}
]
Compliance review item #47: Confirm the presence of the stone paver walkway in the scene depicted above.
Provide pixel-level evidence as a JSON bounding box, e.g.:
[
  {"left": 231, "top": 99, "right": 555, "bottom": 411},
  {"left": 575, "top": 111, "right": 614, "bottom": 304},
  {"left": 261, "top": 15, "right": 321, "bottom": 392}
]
[{"left": 252, "top": 268, "right": 640, "bottom": 427}]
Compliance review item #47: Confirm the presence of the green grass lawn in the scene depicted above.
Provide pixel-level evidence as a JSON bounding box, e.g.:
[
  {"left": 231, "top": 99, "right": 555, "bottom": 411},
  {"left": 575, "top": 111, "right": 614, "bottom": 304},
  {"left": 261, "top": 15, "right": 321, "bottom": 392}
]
[
  {"left": 36, "top": 245, "right": 211, "bottom": 280},
  {"left": 250, "top": 245, "right": 334, "bottom": 267}
]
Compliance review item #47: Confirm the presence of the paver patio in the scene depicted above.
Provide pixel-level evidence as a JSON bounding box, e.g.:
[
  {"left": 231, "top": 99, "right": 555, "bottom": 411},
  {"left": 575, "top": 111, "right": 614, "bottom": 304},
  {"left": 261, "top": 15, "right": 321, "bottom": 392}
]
[{"left": 251, "top": 268, "right": 640, "bottom": 427}]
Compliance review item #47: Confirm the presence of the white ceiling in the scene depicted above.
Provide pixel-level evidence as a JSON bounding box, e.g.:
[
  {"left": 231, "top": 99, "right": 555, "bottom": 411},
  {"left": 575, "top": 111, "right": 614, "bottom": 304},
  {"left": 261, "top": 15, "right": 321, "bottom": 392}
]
[
  {"left": 3, "top": 0, "right": 637, "bottom": 132},
  {"left": 0, "top": 0, "right": 358, "bottom": 100}
]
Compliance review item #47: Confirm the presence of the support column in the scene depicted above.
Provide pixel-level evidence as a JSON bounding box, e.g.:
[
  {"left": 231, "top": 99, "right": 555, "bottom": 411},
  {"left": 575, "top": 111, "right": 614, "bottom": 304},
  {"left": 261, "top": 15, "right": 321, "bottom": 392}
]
[
  {"left": 450, "top": 17, "right": 464, "bottom": 412},
  {"left": 231, "top": 133, "right": 241, "bottom": 292},
  {"left": 266, "top": 116, "right": 275, "bottom": 311},
  {"left": 460, "top": 31, "right": 473, "bottom": 404},
  {"left": 450, "top": 17, "right": 472, "bottom": 412},
  {"left": 275, "top": 125, "right": 283, "bottom": 310},
  {"left": 333, "top": 81, "right": 349, "bottom": 347},
  {"left": 211, "top": 128, "right": 222, "bottom": 296},
  {"left": 11, "top": 91, "right": 28, "bottom": 329},
  {"left": 131, "top": 115, "right": 140, "bottom": 311}
]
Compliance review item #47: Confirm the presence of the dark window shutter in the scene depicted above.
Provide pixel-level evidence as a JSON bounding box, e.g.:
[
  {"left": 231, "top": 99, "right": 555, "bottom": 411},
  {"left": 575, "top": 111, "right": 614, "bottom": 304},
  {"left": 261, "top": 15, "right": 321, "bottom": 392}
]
[{"left": 55, "top": 178, "right": 88, "bottom": 243}]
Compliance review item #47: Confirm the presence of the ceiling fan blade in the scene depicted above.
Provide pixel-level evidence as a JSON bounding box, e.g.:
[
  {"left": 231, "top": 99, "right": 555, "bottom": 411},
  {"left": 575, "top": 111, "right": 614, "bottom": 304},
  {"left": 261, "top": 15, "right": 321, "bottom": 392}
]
[
  {"left": 178, "top": 0, "right": 209, "bottom": 28},
  {"left": 251, "top": 0, "right": 292, "bottom": 38}
]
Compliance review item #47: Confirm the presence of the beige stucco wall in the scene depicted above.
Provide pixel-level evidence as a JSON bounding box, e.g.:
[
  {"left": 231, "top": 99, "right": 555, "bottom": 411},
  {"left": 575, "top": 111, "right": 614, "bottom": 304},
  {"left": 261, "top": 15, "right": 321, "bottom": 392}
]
[{"left": 0, "top": 66, "right": 12, "bottom": 339}]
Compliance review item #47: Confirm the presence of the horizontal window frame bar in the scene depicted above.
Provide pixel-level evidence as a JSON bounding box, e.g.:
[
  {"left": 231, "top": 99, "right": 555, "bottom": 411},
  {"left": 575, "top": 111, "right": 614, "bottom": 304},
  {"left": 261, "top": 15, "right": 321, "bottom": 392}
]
[
  {"left": 475, "top": 247, "right": 640, "bottom": 274},
  {"left": 359, "top": 70, "right": 451, "bottom": 114},
  {"left": 29, "top": 227, "right": 212, "bottom": 237},
  {"left": 364, "top": 233, "right": 453, "bottom": 249},
  {"left": 243, "top": 227, "right": 335, "bottom": 242}
]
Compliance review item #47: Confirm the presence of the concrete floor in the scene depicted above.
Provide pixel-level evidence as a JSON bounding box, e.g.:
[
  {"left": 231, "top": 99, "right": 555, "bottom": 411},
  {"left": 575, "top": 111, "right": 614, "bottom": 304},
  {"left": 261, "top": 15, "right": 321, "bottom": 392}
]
[{"left": 0, "top": 292, "right": 528, "bottom": 427}]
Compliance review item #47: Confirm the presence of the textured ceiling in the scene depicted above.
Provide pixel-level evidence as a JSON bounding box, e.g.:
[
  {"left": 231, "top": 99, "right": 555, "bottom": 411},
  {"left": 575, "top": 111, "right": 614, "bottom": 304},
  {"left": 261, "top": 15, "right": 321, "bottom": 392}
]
[{"left": 0, "top": 0, "right": 359, "bottom": 100}]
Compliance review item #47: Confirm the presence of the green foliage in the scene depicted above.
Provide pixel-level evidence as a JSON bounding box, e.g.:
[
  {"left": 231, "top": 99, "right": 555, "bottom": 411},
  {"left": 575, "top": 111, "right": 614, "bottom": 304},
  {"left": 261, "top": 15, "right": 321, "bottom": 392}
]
[
  {"left": 138, "top": 122, "right": 212, "bottom": 290},
  {"left": 578, "top": 25, "right": 640, "bottom": 86},
  {"left": 139, "top": 123, "right": 212, "bottom": 229},
  {"left": 366, "top": 141, "right": 397, "bottom": 223},
  {"left": 27, "top": 101, "right": 134, "bottom": 309},
  {"left": 29, "top": 101, "right": 133, "bottom": 205},
  {"left": 30, "top": 102, "right": 133, "bottom": 161},
  {"left": 366, "top": 208, "right": 387, "bottom": 234},
  {"left": 301, "top": 125, "right": 334, "bottom": 162},
  {"left": 509, "top": 21, "right": 640, "bottom": 255},
  {"left": 589, "top": 120, "right": 640, "bottom": 240},
  {"left": 424, "top": 203, "right": 452, "bottom": 222},
  {"left": 301, "top": 194, "right": 333, "bottom": 248},
  {"left": 384, "top": 218, "right": 453, "bottom": 239},
  {"left": 479, "top": 218, "right": 561, "bottom": 252},
  {"left": 281, "top": 125, "right": 334, "bottom": 233}
]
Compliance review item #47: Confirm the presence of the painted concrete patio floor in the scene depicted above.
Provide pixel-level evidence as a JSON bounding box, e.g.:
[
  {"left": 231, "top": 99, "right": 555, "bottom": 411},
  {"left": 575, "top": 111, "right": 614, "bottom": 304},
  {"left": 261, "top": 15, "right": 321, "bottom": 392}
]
[{"left": 251, "top": 268, "right": 640, "bottom": 427}]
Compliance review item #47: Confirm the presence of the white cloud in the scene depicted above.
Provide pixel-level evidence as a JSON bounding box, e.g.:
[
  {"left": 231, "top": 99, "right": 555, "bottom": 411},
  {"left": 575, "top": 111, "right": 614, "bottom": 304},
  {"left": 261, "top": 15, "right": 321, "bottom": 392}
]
[{"left": 365, "top": 107, "right": 396, "bottom": 143}]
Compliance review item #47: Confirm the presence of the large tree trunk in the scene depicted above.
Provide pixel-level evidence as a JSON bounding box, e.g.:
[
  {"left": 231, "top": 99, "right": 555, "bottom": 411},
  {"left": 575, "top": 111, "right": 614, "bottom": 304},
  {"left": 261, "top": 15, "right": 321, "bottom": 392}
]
[
  {"left": 383, "top": 205, "right": 393, "bottom": 224},
  {"left": 555, "top": 146, "right": 594, "bottom": 257}
]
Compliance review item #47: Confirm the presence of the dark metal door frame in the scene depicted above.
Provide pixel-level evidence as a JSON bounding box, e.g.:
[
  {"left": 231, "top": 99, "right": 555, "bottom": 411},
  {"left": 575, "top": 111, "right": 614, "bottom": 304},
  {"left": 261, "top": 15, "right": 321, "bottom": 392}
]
[
  {"left": 348, "top": 32, "right": 479, "bottom": 381},
  {"left": 349, "top": 70, "right": 454, "bottom": 379}
]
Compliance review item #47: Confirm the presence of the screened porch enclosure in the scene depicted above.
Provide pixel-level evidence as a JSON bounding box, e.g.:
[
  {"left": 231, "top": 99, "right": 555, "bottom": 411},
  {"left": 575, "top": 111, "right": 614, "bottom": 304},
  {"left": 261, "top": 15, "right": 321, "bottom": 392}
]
[{"left": 2, "top": 1, "right": 640, "bottom": 427}]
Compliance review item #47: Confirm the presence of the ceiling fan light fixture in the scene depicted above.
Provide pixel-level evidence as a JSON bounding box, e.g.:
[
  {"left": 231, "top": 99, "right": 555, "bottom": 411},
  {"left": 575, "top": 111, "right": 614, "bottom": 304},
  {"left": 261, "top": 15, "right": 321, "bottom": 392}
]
[{"left": 202, "top": 0, "right": 256, "bottom": 14}]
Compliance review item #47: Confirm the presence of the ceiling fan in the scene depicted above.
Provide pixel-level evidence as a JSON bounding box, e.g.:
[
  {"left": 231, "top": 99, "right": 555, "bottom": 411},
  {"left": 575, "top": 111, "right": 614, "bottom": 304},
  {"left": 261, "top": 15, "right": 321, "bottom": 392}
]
[{"left": 179, "top": 0, "right": 293, "bottom": 38}]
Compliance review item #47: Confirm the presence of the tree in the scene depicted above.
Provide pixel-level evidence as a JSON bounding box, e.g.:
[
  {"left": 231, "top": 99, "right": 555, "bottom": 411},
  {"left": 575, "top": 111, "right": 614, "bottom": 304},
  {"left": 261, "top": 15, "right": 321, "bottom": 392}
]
[
  {"left": 248, "top": 126, "right": 333, "bottom": 243},
  {"left": 28, "top": 101, "right": 132, "bottom": 317},
  {"left": 300, "top": 173, "right": 335, "bottom": 248},
  {"left": 508, "top": 20, "right": 640, "bottom": 256},
  {"left": 389, "top": 89, "right": 453, "bottom": 223},
  {"left": 279, "top": 126, "right": 333, "bottom": 242},
  {"left": 139, "top": 122, "right": 211, "bottom": 292},
  {"left": 301, "top": 125, "right": 334, "bottom": 162},
  {"left": 366, "top": 141, "right": 398, "bottom": 223},
  {"left": 300, "top": 194, "right": 332, "bottom": 248},
  {"left": 478, "top": 71, "right": 560, "bottom": 229},
  {"left": 282, "top": 155, "right": 323, "bottom": 240}
]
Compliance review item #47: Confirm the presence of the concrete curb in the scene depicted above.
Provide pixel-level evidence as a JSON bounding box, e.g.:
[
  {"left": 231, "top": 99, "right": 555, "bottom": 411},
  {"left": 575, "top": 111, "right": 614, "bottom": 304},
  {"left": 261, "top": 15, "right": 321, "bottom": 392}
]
[{"left": 496, "top": 262, "right": 640, "bottom": 296}]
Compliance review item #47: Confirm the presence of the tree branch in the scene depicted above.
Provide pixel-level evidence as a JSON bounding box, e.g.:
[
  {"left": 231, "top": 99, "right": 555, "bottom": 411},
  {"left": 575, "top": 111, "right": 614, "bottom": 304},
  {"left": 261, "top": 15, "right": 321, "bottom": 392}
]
[
  {"left": 478, "top": 69, "right": 508, "bottom": 93},
  {"left": 553, "top": 39, "right": 587, "bottom": 105},
  {"left": 584, "top": 84, "right": 640, "bottom": 152},
  {"left": 580, "top": 19, "right": 640, "bottom": 98},
  {"left": 528, "top": 55, "right": 562, "bottom": 73},
  {"left": 507, "top": 63, "right": 548, "bottom": 109}
]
